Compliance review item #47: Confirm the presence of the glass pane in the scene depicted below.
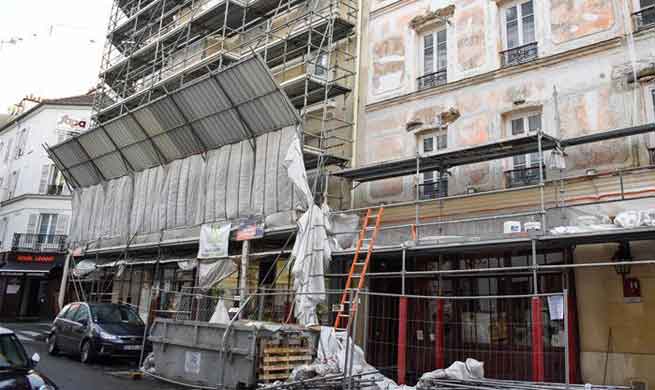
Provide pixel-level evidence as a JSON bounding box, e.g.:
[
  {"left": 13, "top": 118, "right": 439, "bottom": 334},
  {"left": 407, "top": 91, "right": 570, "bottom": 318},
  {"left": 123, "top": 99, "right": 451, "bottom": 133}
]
[
  {"left": 506, "top": 20, "right": 519, "bottom": 48},
  {"left": 423, "top": 171, "right": 434, "bottom": 182},
  {"left": 511, "top": 118, "right": 524, "bottom": 135},
  {"left": 521, "top": 0, "right": 534, "bottom": 16},
  {"left": 529, "top": 152, "right": 542, "bottom": 165},
  {"left": 528, "top": 114, "right": 541, "bottom": 132},
  {"left": 423, "top": 136, "right": 434, "bottom": 153},
  {"left": 438, "top": 133, "right": 448, "bottom": 149},
  {"left": 506, "top": 5, "right": 518, "bottom": 22},
  {"left": 437, "top": 40, "right": 447, "bottom": 70},
  {"left": 522, "top": 14, "right": 535, "bottom": 43},
  {"left": 514, "top": 154, "right": 526, "bottom": 167},
  {"left": 423, "top": 34, "right": 434, "bottom": 74}
]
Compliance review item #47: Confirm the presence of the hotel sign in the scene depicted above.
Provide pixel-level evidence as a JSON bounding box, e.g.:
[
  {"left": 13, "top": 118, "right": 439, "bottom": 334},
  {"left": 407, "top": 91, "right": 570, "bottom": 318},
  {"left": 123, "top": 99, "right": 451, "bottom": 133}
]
[{"left": 15, "top": 254, "right": 56, "bottom": 263}]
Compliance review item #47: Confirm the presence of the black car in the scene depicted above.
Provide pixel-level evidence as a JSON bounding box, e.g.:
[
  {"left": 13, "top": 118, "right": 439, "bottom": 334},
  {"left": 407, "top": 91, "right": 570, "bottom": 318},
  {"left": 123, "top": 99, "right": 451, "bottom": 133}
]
[
  {"left": 0, "top": 326, "right": 57, "bottom": 389},
  {"left": 47, "top": 302, "right": 147, "bottom": 364}
]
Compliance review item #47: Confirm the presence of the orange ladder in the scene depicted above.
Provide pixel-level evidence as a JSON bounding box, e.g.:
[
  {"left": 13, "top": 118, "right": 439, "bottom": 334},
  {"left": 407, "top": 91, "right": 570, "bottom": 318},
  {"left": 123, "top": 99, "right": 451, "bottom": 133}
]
[{"left": 333, "top": 207, "right": 384, "bottom": 330}]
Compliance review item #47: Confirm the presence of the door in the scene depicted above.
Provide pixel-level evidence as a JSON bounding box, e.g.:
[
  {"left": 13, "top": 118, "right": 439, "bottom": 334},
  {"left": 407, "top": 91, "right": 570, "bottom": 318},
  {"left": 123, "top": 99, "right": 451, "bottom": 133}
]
[
  {"left": 58, "top": 303, "right": 79, "bottom": 352},
  {"left": 69, "top": 304, "right": 91, "bottom": 352}
]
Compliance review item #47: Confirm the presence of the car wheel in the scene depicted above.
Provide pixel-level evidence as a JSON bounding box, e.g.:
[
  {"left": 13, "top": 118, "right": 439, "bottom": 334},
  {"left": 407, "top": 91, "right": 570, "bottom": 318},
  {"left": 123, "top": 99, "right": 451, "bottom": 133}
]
[
  {"left": 47, "top": 334, "right": 59, "bottom": 356},
  {"left": 80, "top": 339, "right": 95, "bottom": 364}
]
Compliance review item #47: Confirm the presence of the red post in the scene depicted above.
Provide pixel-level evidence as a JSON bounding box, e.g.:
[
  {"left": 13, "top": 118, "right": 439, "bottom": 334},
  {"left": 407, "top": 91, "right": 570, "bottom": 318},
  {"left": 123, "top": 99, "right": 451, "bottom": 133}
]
[
  {"left": 567, "top": 295, "right": 578, "bottom": 383},
  {"left": 435, "top": 299, "right": 445, "bottom": 368},
  {"left": 398, "top": 297, "right": 408, "bottom": 385},
  {"left": 531, "top": 297, "right": 545, "bottom": 382}
]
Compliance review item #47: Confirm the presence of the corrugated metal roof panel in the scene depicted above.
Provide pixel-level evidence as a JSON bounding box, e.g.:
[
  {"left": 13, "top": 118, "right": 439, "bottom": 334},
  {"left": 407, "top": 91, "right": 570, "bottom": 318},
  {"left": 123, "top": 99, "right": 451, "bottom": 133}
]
[
  {"left": 46, "top": 55, "right": 300, "bottom": 188},
  {"left": 77, "top": 128, "right": 116, "bottom": 158},
  {"left": 95, "top": 152, "right": 129, "bottom": 179}
]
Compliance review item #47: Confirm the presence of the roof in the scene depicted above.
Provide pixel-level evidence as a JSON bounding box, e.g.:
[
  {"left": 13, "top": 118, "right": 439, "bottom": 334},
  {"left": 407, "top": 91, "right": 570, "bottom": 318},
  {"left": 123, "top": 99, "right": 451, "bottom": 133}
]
[{"left": 0, "top": 92, "right": 95, "bottom": 133}]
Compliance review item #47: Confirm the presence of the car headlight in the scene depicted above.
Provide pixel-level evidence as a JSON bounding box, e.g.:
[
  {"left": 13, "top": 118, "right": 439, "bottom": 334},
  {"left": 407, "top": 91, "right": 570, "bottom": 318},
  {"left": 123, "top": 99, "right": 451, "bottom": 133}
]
[
  {"left": 99, "top": 331, "right": 119, "bottom": 341},
  {"left": 38, "top": 385, "right": 56, "bottom": 390}
]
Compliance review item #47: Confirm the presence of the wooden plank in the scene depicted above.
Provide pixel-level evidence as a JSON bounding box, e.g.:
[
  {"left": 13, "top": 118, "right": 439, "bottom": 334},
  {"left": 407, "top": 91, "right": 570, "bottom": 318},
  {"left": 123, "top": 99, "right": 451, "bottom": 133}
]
[
  {"left": 263, "top": 347, "right": 312, "bottom": 354},
  {"left": 259, "top": 373, "right": 292, "bottom": 381},
  {"left": 261, "top": 364, "right": 304, "bottom": 372},
  {"left": 262, "top": 355, "right": 313, "bottom": 363}
]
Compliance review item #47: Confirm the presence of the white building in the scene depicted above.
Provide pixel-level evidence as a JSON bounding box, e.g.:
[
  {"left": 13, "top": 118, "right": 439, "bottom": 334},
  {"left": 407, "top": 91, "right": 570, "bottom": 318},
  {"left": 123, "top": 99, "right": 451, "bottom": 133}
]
[{"left": 0, "top": 93, "right": 93, "bottom": 320}]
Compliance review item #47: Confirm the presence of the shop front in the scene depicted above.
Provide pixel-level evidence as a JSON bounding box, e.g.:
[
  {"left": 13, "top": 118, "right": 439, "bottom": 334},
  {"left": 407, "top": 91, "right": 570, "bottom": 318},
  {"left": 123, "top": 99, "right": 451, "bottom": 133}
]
[{"left": 0, "top": 252, "right": 64, "bottom": 320}]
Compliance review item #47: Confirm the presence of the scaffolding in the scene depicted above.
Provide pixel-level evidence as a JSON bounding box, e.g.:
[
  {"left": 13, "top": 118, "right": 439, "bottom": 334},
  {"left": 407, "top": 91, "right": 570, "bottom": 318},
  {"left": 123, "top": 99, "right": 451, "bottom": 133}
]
[{"left": 94, "top": 0, "right": 357, "bottom": 203}]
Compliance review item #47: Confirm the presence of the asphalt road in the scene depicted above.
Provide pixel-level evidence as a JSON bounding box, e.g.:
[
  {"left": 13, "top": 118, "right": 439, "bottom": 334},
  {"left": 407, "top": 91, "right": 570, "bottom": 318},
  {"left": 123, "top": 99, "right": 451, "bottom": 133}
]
[{"left": 3, "top": 322, "right": 183, "bottom": 390}]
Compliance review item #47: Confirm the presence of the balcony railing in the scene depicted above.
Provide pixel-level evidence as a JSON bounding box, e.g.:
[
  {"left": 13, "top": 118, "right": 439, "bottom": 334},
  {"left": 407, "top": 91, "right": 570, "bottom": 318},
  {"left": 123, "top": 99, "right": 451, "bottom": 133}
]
[
  {"left": 500, "top": 42, "right": 538, "bottom": 67},
  {"left": 418, "top": 179, "right": 448, "bottom": 200},
  {"left": 46, "top": 184, "right": 64, "bottom": 195},
  {"left": 12, "top": 233, "right": 67, "bottom": 253},
  {"left": 633, "top": 5, "right": 655, "bottom": 30},
  {"left": 417, "top": 69, "right": 447, "bottom": 90},
  {"left": 504, "top": 165, "right": 546, "bottom": 188}
]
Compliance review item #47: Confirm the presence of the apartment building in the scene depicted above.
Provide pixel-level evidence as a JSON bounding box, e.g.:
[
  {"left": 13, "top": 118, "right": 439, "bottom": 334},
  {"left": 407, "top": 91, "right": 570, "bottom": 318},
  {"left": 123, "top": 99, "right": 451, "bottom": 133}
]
[
  {"left": 325, "top": 0, "right": 655, "bottom": 386},
  {"left": 0, "top": 94, "right": 93, "bottom": 319}
]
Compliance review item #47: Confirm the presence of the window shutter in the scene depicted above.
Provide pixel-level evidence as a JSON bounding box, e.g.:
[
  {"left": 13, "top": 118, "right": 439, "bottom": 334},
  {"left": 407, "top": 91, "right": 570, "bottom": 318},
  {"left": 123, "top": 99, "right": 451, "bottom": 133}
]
[
  {"left": 423, "top": 34, "right": 434, "bottom": 75},
  {"left": 27, "top": 214, "right": 38, "bottom": 234},
  {"left": 4, "top": 139, "right": 12, "bottom": 162},
  {"left": 39, "top": 165, "right": 50, "bottom": 194},
  {"left": 56, "top": 215, "right": 70, "bottom": 235}
]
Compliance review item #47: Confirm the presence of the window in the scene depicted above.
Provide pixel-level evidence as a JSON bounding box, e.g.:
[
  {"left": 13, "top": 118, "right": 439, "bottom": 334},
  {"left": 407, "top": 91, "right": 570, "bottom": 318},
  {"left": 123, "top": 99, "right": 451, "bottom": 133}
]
[
  {"left": 37, "top": 214, "right": 59, "bottom": 236},
  {"left": 15, "top": 129, "right": 27, "bottom": 159},
  {"left": 635, "top": 0, "right": 655, "bottom": 29},
  {"left": 62, "top": 303, "right": 80, "bottom": 320},
  {"left": 501, "top": 0, "right": 538, "bottom": 66},
  {"left": 420, "top": 130, "right": 448, "bottom": 154},
  {"left": 0, "top": 334, "right": 30, "bottom": 369},
  {"left": 39, "top": 165, "right": 65, "bottom": 195},
  {"left": 313, "top": 52, "right": 328, "bottom": 78},
  {"left": 418, "top": 29, "right": 447, "bottom": 89},
  {"left": 506, "top": 112, "right": 544, "bottom": 187},
  {"left": 419, "top": 130, "right": 449, "bottom": 199},
  {"left": 8, "top": 170, "right": 19, "bottom": 198},
  {"left": 72, "top": 305, "right": 90, "bottom": 323}
]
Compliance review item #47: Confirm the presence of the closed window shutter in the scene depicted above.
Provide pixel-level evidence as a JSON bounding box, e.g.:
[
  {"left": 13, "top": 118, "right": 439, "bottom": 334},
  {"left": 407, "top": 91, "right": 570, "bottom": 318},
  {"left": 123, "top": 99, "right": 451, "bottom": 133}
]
[
  {"left": 56, "top": 215, "right": 70, "bottom": 235},
  {"left": 27, "top": 214, "right": 38, "bottom": 234},
  {"left": 4, "top": 139, "right": 12, "bottom": 162},
  {"left": 39, "top": 165, "right": 50, "bottom": 194}
]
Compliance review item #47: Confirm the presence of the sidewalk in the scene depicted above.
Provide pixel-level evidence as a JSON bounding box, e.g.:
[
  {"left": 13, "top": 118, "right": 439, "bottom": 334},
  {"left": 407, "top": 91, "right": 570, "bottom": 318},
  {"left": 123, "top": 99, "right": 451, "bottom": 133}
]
[{"left": 1, "top": 321, "right": 52, "bottom": 342}]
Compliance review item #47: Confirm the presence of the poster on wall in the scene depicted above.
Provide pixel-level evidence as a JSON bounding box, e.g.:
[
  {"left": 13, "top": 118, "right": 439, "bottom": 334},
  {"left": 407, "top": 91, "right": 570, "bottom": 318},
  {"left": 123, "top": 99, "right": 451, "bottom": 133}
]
[
  {"left": 198, "top": 222, "right": 231, "bottom": 259},
  {"left": 56, "top": 114, "right": 89, "bottom": 132},
  {"left": 235, "top": 216, "right": 264, "bottom": 241}
]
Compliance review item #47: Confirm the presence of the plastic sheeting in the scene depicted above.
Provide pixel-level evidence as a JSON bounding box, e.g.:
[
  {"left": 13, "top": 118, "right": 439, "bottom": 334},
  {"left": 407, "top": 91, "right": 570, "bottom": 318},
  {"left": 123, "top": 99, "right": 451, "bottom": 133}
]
[
  {"left": 198, "top": 259, "right": 237, "bottom": 290},
  {"left": 289, "top": 327, "right": 484, "bottom": 390},
  {"left": 69, "top": 126, "right": 303, "bottom": 248},
  {"left": 290, "top": 204, "right": 331, "bottom": 326}
]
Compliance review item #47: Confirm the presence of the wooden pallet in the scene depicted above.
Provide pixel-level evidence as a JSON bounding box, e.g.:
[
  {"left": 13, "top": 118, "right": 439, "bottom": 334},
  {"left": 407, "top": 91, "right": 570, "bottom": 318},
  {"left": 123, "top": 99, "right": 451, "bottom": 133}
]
[{"left": 258, "top": 340, "right": 314, "bottom": 383}]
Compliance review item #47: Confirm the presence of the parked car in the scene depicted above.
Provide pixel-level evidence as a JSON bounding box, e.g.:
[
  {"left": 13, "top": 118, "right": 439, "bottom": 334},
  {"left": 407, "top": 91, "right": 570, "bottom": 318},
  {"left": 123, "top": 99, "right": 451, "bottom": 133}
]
[
  {"left": 47, "top": 302, "right": 148, "bottom": 364},
  {"left": 0, "top": 326, "right": 57, "bottom": 389}
]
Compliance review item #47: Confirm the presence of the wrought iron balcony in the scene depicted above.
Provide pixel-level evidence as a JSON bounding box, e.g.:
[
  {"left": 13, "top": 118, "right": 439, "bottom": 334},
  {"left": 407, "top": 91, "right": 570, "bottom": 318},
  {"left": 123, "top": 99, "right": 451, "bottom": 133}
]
[
  {"left": 417, "top": 69, "right": 447, "bottom": 90},
  {"left": 633, "top": 5, "right": 655, "bottom": 30},
  {"left": 418, "top": 179, "right": 448, "bottom": 200},
  {"left": 46, "top": 184, "right": 64, "bottom": 195},
  {"left": 500, "top": 42, "right": 538, "bottom": 67},
  {"left": 12, "top": 233, "right": 67, "bottom": 253},
  {"left": 504, "top": 165, "right": 546, "bottom": 188}
]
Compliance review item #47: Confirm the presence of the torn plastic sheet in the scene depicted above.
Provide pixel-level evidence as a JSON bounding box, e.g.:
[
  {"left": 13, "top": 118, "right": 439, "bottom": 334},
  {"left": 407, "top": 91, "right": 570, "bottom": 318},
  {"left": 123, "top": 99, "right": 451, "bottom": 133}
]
[
  {"left": 287, "top": 327, "right": 484, "bottom": 390},
  {"left": 290, "top": 204, "right": 331, "bottom": 326},
  {"left": 209, "top": 298, "right": 230, "bottom": 324},
  {"left": 198, "top": 259, "right": 237, "bottom": 290}
]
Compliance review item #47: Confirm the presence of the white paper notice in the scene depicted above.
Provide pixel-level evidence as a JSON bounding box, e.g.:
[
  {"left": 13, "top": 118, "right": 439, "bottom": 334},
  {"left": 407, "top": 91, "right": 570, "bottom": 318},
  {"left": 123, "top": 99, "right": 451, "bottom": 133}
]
[
  {"left": 184, "top": 351, "right": 201, "bottom": 374},
  {"left": 547, "top": 295, "right": 564, "bottom": 320}
]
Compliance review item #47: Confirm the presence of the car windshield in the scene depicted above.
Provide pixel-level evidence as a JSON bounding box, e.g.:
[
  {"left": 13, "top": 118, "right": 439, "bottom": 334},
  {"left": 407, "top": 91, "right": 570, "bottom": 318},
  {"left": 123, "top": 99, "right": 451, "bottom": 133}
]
[
  {"left": 0, "top": 334, "right": 30, "bottom": 370},
  {"left": 89, "top": 304, "right": 143, "bottom": 325}
]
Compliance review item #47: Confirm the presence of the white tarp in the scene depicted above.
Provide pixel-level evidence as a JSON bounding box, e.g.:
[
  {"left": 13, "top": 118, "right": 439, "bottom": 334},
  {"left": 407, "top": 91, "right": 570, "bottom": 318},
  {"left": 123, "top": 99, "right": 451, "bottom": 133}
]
[
  {"left": 209, "top": 298, "right": 230, "bottom": 324},
  {"left": 288, "top": 327, "right": 484, "bottom": 390},
  {"left": 198, "top": 259, "right": 237, "bottom": 290},
  {"left": 198, "top": 222, "right": 231, "bottom": 259}
]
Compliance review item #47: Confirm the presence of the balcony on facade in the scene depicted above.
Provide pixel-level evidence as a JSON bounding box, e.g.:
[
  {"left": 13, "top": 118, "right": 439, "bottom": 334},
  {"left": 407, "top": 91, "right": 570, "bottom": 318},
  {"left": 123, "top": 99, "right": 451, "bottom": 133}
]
[
  {"left": 504, "top": 164, "right": 546, "bottom": 188},
  {"left": 418, "top": 178, "right": 448, "bottom": 200},
  {"left": 11, "top": 233, "right": 68, "bottom": 253},
  {"left": 500, "top": 42, "right": 538, "bottom": 67},
  {"left": 417, "top": 69, "right": 447, "bottom": 91},
  {"left": 633, "top": 5, "right": 655, "bottom": 30}
]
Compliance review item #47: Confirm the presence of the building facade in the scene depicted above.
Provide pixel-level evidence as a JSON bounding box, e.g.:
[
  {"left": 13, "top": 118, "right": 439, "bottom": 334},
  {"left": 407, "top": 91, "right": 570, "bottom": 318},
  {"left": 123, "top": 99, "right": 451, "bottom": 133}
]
[
  {"left": 336, "top": 0, "right": 655, "bottom": 386},
  {"left": 0, "top": 94, "right": 93, "bottom": 320}
]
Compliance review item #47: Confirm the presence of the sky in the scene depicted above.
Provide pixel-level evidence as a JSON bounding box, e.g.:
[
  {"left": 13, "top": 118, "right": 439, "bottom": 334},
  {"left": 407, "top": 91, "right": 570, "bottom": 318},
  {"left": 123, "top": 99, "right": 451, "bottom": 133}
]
[{"left": 0, "top": 0, "right": 113, "bottom": 113}]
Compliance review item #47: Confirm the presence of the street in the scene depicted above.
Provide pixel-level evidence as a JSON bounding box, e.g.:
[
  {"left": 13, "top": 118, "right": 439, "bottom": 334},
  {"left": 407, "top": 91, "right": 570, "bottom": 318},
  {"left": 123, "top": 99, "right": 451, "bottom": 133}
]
[{"left": 2, "top": 322, "right": 183, "bottom": 390}]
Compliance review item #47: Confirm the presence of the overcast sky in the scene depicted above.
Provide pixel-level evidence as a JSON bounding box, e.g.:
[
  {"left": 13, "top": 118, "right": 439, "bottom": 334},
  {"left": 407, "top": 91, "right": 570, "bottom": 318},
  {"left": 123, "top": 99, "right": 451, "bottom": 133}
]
[{"left": 0, "top": 0, "right": 113, "bottom": 113}]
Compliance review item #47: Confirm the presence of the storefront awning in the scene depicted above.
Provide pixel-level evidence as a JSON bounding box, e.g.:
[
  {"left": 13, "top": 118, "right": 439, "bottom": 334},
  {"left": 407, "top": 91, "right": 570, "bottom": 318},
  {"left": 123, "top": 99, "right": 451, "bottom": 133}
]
[{"left": 0, "top": 257, "right": 64, "bottom": 275}]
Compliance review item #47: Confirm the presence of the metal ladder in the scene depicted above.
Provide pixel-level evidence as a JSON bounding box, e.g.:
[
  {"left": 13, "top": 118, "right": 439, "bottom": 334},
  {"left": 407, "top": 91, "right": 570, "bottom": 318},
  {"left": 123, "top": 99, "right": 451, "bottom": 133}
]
[{"left": 333, "top": 207, "right": 384, "bottom": 330}]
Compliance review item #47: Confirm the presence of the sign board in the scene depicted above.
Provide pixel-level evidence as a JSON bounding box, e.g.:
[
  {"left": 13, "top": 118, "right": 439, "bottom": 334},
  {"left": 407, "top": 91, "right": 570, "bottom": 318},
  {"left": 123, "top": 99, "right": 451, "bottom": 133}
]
[
  {"left": 56, "top": 114, "right": 89, "bottom": 132},
  {"left": 16, "top": 254, "right": 55, "bottom": 263},
  {"left": 235, "top": 216, "right": 264, "bottom": 241},
  {"left": 198, "top": 222, "right": 231, "bottom": 259},
  {"left": 623, "top": 277, "right": 641, "bottom": 303},
  {"left": 547, "top": 295, "right": 564, "bottom": 320},
  {"left": 184, "top": 351, "right": 201, "bottom": 374}
]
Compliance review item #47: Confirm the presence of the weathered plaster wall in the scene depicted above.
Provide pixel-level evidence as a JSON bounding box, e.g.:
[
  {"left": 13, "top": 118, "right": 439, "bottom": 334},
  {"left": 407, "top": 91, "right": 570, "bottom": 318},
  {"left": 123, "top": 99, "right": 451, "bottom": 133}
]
[
  {"left": 357, "top": 33, "right": 655, "bottom": 206},
  {"left": 574, "top": 240, "right": 655, "bottom": 386}
]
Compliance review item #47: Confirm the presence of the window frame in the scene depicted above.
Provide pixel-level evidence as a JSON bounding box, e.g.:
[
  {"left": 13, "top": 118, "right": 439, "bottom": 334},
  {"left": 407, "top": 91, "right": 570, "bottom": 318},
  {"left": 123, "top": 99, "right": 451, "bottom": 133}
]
[
  {"left": 506, "top": 110, "right": 543, "bottom": 169},
  {"left": 501, "top": 0, "right": 537, "bottom": 50},
  {"left": 420, "top": 27, "right": 448, "bottom": 77}
]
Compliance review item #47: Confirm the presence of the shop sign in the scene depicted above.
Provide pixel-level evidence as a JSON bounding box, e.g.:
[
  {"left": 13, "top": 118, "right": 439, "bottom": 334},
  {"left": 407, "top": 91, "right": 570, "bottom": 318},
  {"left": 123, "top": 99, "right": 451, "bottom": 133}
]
[
  {"left": 235, "top": 216, "right": 264, "bottom": 241},
  {"left": 16, "top": 254, "right": 55, "bottom": 263},
  {"left": 198, "top": 222, "right": 231, "bottom": 259},
  {"left": 56, "top": 114, "right": 88, "bottom": 131}
]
